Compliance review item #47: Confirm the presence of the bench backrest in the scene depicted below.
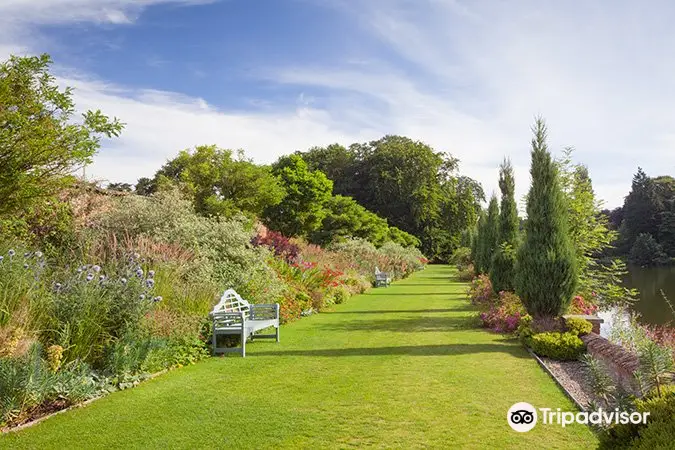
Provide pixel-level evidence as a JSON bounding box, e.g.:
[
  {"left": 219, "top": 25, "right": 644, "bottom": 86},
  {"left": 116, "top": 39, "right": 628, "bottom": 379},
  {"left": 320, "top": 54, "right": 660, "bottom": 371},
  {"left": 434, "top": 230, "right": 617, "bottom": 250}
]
[{"left": 212, "top": 288, "right": 250, "bottom": 314}]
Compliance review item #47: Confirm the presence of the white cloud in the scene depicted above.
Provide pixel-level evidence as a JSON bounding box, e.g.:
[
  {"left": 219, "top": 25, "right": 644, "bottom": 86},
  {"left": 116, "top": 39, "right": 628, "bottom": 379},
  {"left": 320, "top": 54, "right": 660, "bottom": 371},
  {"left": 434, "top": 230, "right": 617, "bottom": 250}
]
[{"left": 2, "top": 0, "right": 675, "bottom": 208}]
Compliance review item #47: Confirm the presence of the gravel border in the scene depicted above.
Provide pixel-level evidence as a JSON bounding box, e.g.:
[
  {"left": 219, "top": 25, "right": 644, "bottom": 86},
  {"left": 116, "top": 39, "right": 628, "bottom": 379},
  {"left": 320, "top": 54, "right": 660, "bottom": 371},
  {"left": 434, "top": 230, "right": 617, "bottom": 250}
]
[{"left": 527, "top": 348, "right": 596, "bottom": 411}]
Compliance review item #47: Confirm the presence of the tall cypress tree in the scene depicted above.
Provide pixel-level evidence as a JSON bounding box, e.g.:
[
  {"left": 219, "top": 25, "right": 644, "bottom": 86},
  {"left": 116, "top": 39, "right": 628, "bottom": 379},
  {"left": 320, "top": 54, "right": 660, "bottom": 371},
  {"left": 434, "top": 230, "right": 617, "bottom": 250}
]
[
  {"left": 472, "top": 211, "right": 487, "bottom": 274},
  {"left": 490, "top": 158, "right": 519, "bottom": 293},
  {"left": 516, "top": 118, "right": 577, "bottom": 319},
  {"left": 478, "top": 195, "right": 499, "bottom": 275}
]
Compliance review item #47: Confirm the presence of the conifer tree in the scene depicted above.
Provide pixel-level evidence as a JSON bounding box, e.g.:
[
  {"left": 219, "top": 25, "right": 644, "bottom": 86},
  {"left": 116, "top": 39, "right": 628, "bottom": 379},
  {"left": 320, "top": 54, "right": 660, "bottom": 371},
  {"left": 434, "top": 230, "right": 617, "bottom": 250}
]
[
  {"left": 490, "top": 158, "right": 519, "bottom": 293},
  {"left": 516, "top": 118, "right": 578, "bottom": 319},
  {"left": 477, "top": 195, "right": 499, "bottom": 274}
]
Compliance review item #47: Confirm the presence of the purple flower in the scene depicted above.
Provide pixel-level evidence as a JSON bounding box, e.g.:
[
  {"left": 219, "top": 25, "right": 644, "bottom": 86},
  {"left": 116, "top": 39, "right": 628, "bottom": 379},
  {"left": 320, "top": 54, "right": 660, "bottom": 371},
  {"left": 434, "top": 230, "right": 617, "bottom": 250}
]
[
  {"left": 92, "top": 265, "right": 101, "bottom": 273},
  {"left": 145, "top": 279, "right": 155, "bottom": 288},
  {"left": 86, "top": 273, "right": 94, "bottom": 282},
  {"left": 148, "top": 270, "right": 155, "bottom": 279},
  {"left": 136, "top": 268, "right": 144, "bottom": 278}
]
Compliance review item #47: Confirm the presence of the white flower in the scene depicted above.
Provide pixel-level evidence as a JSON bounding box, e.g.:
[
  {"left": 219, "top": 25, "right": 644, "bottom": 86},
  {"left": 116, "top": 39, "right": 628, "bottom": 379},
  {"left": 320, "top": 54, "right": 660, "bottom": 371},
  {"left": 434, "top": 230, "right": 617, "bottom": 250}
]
[
  {"left": 35, "top": 251, "right": 43, "bottom": 258},
  {"left": 120, "top": 278, "right": 128, "bottom": 284},
  {"left": 99, "top": 275, "right": 106, "bottom": 281},
  {"left": 24, "top": 252, "right": 30, "bottom": 257},
  {"left": 153, "top": 296, "right": 163, "bottom": 303},
  {"left": 0, "top": 256, "right": 3, "bottom": 262},
  {"left": 55, "top": 283, "right": 62, "bottom": 290},
  {"left": 86, "top": 273, "right": 94, "bottom": 281},
  {"left": 92, "top": 265, "right": 101, "bottom": 273},
  {"left": 8, "top": 249, "right": 15, "bottom": 257},
  {"left": 139, "top": 294, "right": 146, "bottom": 300},
  {"left": 23, "top": 263, "right": 29, "bottom": 269}
]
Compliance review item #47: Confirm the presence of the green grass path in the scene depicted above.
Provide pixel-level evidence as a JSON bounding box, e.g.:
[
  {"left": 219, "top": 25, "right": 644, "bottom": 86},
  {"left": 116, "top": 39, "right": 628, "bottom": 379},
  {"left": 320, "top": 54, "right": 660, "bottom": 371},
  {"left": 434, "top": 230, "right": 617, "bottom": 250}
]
[{"left": 2, "top": 265, "right": 597, "bottom": 449}]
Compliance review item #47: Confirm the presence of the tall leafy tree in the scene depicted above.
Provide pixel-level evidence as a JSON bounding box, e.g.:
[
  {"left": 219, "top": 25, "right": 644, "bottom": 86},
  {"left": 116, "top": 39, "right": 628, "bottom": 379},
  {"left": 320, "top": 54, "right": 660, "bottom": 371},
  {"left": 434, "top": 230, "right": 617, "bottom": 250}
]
[
  {"left": 0, "top": 54, "right": 123, "bottom": 217},
  {"left": 490, "top": 158, "right": 519, "bottom": 293},
  {"left": 516, "top": 118, "right": 577, "bottom": 320},
  {"left": 263, "top": 154, "right": 333, "bottom": 237},
  {"left": 148, "top": 145, "right": 286, "bottom": 218},
  {"left": 479, "top": 194, "right": 500, "bottom": 275}
]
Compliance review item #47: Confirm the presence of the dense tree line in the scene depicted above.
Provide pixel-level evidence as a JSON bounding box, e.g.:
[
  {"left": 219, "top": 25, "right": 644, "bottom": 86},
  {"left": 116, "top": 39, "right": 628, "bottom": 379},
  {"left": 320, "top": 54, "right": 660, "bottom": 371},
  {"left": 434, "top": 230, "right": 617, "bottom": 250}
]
[
  {"left": 134, "top": 145, "right": 421, "bottom": 249},
  {"left": 603, "top": 170, "right": 675, "bottom": 265},
  {"left": 297, "top": 136, "right": 483, "bottom": 260}
]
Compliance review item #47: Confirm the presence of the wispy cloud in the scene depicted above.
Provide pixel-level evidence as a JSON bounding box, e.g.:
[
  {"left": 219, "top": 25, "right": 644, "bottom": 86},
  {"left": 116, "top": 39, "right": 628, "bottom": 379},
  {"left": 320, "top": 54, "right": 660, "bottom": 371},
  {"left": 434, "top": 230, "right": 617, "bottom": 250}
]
[{"left": 2, "top": 0, "right": 675, "bottom": 208}]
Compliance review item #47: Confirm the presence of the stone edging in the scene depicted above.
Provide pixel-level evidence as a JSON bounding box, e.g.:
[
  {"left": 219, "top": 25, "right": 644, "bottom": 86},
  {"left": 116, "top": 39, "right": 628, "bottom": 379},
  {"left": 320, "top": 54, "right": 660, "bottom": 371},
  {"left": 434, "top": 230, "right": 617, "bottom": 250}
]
[
  {"left": 1, "top": 369, "right": 169, "bottom": 434},
  {"left": 526, "top": 348, "right": 588, "bottom": 412}
]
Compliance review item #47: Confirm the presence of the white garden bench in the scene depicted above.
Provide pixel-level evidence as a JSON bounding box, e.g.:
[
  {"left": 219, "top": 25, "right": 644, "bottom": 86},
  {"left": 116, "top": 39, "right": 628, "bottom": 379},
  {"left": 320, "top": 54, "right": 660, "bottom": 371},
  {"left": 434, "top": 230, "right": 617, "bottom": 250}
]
[
  {"left": 209, "top": 289, "right": 280, "bottom": 357},
  {"left": 374, "top": 266, "right": 391, "bottom": 287}
]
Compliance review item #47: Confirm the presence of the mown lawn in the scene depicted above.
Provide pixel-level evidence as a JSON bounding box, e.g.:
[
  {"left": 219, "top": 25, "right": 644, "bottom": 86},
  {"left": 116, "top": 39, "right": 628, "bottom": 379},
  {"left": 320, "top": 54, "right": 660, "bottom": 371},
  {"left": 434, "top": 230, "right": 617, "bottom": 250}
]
[{"left": 1, "top": 265, "right": 597, "bottom": 449}]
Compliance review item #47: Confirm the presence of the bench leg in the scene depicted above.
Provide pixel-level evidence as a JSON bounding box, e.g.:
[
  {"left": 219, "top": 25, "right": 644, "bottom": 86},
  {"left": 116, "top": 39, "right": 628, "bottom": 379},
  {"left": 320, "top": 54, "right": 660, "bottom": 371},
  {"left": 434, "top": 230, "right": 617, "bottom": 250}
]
[
  {"left": 212, "top": 324, "right": 217, "bottom": 355},
  {"left": 241, "top": 327, "right": 246, "bottom": 357},
  {"left": 276, "top": 326, "right": 280, "bottom": 343}
]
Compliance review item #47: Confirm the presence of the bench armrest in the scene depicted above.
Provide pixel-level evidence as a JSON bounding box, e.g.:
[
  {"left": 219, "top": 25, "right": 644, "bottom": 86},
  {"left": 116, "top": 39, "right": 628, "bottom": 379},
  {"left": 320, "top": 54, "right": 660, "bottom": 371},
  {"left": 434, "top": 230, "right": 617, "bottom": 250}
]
[{"left": 211, "top": 311, "right": 246, "bottom": 328}]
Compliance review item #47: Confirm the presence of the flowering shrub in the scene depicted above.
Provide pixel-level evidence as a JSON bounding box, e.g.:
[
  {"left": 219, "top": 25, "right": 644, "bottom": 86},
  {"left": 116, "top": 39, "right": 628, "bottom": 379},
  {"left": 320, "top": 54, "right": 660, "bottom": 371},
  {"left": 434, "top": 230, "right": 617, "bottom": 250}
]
[
  {"left": 568, "top": 295, "right": 599, "bottom": 315},
  {"left": 467, "top": 274, "right": 495, "bottom": 306},
  {"left": 251, "top": 230, "right": 299, "bottom": 262},
  {"left": 641, "top": 324, "right": 675, "bottom": 351},
  {"left": 479, "top": 291, "right": 526, "bottom": 333}
]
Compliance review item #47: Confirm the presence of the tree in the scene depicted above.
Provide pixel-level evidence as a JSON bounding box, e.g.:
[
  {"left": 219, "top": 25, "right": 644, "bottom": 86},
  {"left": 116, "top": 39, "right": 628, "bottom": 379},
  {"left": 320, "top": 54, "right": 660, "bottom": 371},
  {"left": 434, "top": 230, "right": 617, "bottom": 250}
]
[
  {"left": 263, "top": 154, "right": 333, "bottom": 237},
  {"left": 471, "top": 211, "right": 486, "bottom": 273},
  {"left": 0, "top": 54, "right": 123, "bottom": 217},
  {"left": 516, "top": 118, "right": 577, "bottom": 320},
  {"left": 481, "top": 195, "right": 500, "bottom": 274},
  {"left": 298, "top": 135, "right": 480, "bottom": 260},
  {"left": 107, "top": 182, "right": 132, "bottom": 192},
  {"left": 149, "top": 145, "right": 286, "bottom": 218},
  {"left": 309, "top": 194, "right": 418, "bottom": 247},
  {"left": 135, "top": 177, "right": 154, "bottom": 196},
  {"left": 629, "top": 233, "right": 667, "bottom": 267},
  {"left": 490, "top": 158, "right": 519, "bottom": 293},
  {"left": 622, "top": 168, "right": 660, "bottom": 248}
]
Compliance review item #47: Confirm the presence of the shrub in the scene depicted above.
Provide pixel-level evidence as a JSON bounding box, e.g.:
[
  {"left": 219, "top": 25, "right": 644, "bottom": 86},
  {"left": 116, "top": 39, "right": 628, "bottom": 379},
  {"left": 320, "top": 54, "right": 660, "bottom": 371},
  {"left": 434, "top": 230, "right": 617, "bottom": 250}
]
[
  {"left": 479, "top": 291, "right": 526, "bottom": 333},
  {"left": 568, "top": 295, "right": 599, "bottom": 315},
  {"left": 565, "top": 317, "right": 593, "bottom": 336},
  {"left": 0, "top": 344, "right": 98, "bottom": 427},
  {"left": 526, "top": 332, "right": 586, "bottom": 360},
  {"left": 251, "top": 229, "right": 299, "bottom": 263},
  {"left": 457, "top": 264, "right": 474, "bottom": 282},
  {"left": 452, "top": 246, "right": 472, "bottom": 269},
  {"left": 516, "top": 314, "right": 534, "bottom": 340},
  {"left": 599, "top": 392, "right": 675, "bottom": 449},
  {"left": 331, "top": 285, "right": 350, "bottom": 305},
  {"left": 467, "top": 274, "right": 495, "bottom": 306},
  {"left": 490, "top": 158, "right": 519, "bottom": 293}
]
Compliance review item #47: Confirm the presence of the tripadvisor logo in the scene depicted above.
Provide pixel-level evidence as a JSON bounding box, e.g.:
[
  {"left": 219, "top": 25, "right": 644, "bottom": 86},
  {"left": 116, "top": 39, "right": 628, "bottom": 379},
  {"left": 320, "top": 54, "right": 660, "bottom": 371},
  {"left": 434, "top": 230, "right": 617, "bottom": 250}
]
[{"left": 507, "top": 402, "right": 650, "bottom": 432}]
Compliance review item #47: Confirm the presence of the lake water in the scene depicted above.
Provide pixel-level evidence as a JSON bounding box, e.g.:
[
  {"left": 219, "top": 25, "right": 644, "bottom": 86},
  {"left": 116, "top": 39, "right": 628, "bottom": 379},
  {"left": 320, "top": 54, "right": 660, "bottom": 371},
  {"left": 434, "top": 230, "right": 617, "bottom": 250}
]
[
  {"left": 598, "top": 265, "right": 675, "bottom": 337},
  {"left": 624, "top": 264, "right": 675, "bottom": 326}
]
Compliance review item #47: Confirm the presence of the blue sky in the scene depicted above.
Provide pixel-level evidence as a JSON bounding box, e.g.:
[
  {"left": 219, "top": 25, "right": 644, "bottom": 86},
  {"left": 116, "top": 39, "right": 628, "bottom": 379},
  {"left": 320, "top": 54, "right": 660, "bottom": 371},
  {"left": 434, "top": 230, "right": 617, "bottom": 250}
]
[{"left": 2, "top": 0, "right": 675, "bottom": 209}]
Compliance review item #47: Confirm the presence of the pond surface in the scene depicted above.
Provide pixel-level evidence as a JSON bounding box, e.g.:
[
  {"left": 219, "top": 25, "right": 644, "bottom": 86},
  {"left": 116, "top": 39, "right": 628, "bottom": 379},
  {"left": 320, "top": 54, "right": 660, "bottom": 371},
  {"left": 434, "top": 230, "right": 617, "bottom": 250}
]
[{"left": 623, "top": 264, "right": 675, "bottom": 326}]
